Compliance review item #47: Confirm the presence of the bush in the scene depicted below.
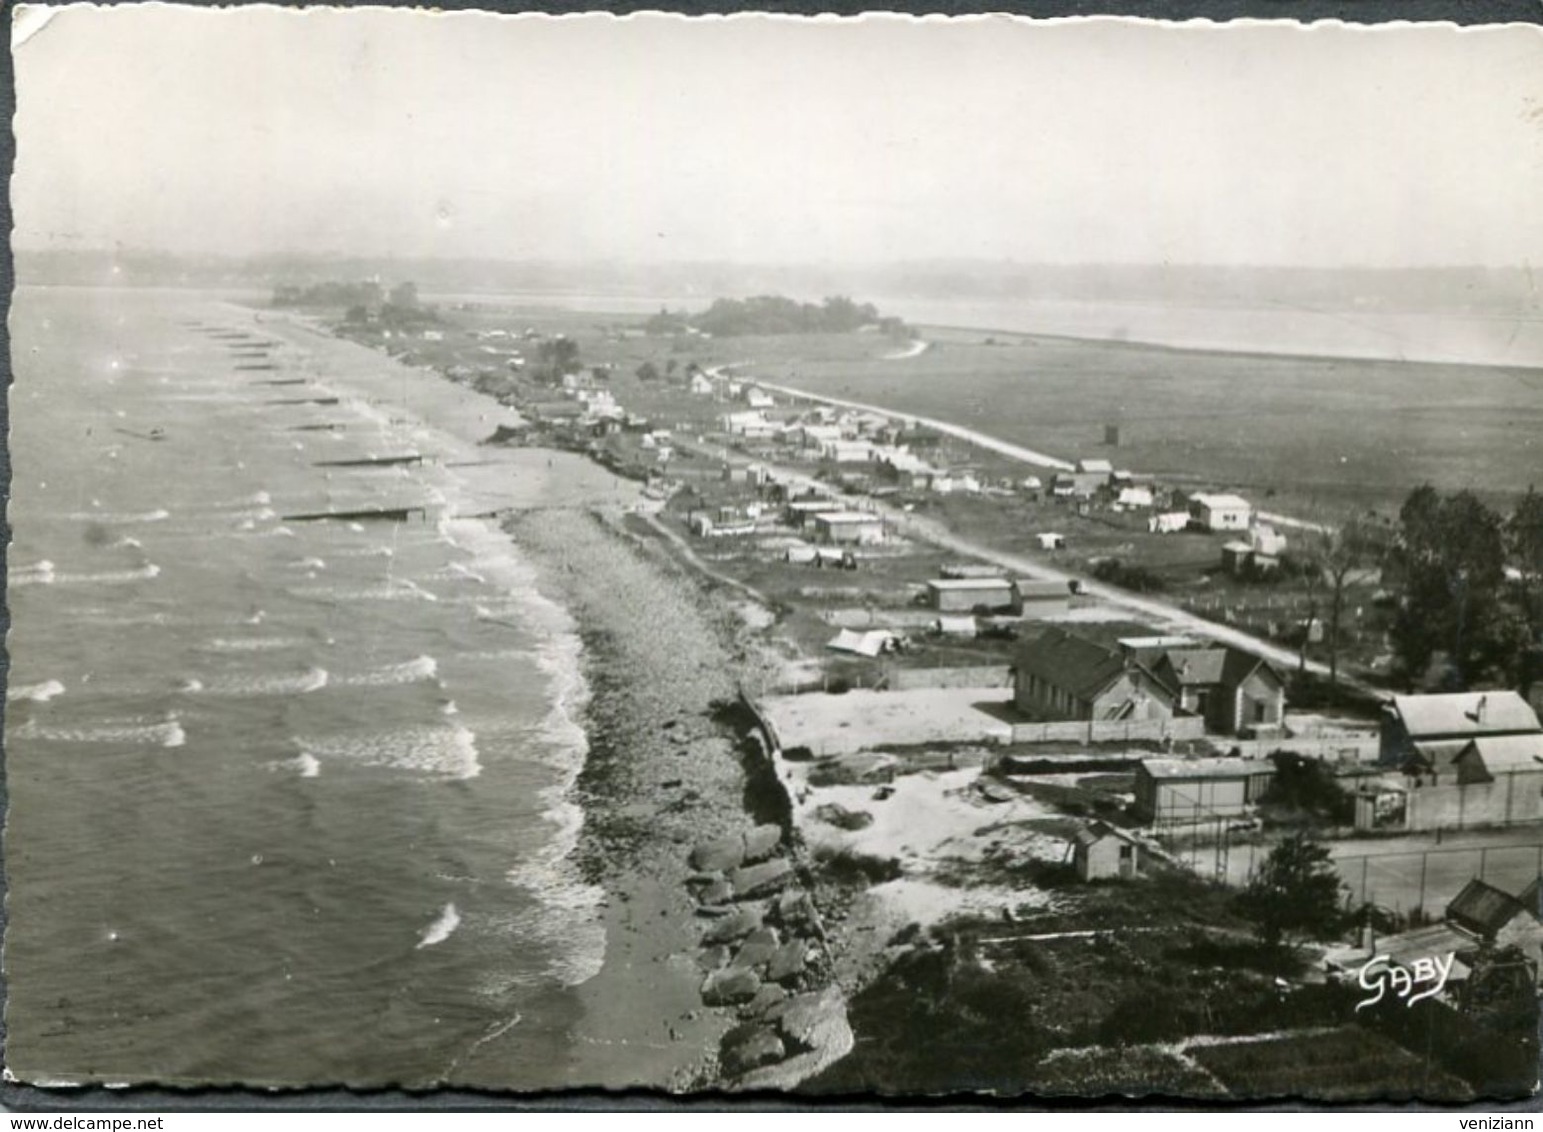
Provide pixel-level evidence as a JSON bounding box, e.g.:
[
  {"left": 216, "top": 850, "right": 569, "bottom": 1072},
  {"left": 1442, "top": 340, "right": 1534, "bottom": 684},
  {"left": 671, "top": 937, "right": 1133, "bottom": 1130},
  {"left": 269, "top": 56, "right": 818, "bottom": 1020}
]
[
  {"left": 815, "top": 846, "right": 902, "bottom": 885},
  {"left": 1098, "top": 985, "right": 1208, "bottom": 1045},
  {"left": 1091, "top": 558, "right": 1166, "bottom": 593},
  {"left": 1261, "top": 751, "right": 1356, "bottom": 825}
]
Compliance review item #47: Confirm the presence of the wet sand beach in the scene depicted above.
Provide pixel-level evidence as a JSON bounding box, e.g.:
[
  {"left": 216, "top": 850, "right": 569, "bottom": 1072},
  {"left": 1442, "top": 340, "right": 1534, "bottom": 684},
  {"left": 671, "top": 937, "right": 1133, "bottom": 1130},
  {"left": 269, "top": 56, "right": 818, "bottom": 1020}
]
[
  {"left": 506, "top": 510, "right": 761, "bottom": 1089},
  {"left": 255, "top": 305, "right": 762, "bottom": 1089}
]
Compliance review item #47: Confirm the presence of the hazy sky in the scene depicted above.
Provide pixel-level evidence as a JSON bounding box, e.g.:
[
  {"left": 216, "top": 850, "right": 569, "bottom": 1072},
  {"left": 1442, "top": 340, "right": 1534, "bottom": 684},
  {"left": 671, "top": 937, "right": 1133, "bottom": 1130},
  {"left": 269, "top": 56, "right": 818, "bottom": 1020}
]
[{"left": 12, "top": 7, "right": 1543, "bottom": 267}]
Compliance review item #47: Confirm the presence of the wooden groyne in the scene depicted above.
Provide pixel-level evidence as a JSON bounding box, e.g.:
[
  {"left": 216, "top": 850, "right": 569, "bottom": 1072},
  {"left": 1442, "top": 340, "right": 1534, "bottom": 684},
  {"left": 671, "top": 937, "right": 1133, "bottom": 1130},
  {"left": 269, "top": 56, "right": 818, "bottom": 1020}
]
[
  {"left": 283, "top": 506, "right": 428, "bottom": 523},
  {"left": 313, "top": 455, "right": 427, "bottom": 469}
]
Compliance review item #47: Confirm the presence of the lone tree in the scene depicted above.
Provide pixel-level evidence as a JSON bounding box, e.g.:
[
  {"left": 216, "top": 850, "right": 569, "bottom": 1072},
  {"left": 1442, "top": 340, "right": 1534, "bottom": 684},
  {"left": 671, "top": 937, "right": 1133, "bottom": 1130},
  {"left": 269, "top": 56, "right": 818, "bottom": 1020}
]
[
  {"left": 1235, "top": 832, "right": 1345, "bottom": 950},
  {"left": 1296, "top": 515, "right": 1386, "bottom": 688}
]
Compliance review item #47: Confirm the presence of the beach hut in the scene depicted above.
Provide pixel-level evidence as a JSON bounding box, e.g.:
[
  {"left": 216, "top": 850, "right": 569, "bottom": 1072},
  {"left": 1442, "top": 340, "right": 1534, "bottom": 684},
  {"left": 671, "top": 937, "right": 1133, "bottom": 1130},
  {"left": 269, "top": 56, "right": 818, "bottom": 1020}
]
[{"left": 1072, "top": 821, "right": 1142, "bottom": 881}]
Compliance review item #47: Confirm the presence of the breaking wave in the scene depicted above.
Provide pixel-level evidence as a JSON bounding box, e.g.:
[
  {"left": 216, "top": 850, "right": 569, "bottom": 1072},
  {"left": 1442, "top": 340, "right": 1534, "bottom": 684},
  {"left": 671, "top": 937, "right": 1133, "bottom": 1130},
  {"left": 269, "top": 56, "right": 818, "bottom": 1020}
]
[
  {"left": 296, "top": 724, "right": 481, "bottom": 780},
  {"left": 8, "top": 679, "right": 66, "bottom": 703},
  {"left": 22, "top": 564, "right": 162, "bottom": 587},
  {"left": 11, "top": 560, "right": 56, "bottom": 586},
  {"left": 338, "top": 655, "right": 439, "bottom": 687},
  {"left": 267, "top": 752, "right": 322, "bottom": 778},
  {"left": 66, "top": 508, "right": 170, "bottom": 524},
  {"left": 20, "top": 715, "right": 185, "bottom": 748},
  {"left": 416, "top": 903, "right": 462, "bottom": 949},
  {"left": 201, "top": 636, "right": 309, "bottom": 653},
  {"left": 187, "top": 667, "right": 330, "bottom": 696}
]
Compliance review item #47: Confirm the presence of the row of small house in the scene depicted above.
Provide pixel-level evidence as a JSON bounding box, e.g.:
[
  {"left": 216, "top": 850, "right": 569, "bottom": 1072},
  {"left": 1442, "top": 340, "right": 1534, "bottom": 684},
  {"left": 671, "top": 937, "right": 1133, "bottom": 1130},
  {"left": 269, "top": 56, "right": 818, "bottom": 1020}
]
[
  {"left": 721, "top": 407, "right": 1274, "bottom": 533},
  {"left": 688, "top": 489, "right": 888, "bottom": 544}
]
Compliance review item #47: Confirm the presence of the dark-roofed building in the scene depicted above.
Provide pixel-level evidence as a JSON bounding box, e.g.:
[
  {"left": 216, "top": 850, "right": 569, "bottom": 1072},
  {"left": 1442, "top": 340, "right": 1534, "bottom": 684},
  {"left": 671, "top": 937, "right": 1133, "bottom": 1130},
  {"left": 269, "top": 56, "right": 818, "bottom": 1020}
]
[
  {"left": 1013, "top": 627, "right": 1178, "bottom": 723},
  {"left": 527, "top": 400, "right": 587, "bottom": 422},
  {"left": 1518, "top": 877, "right": 1543, "bottom": 920},
  {"left": 1444, "top": 877, "right": 1543, "bottom": 984},
  {"left": 1446, "top": 878, "right": 1528, "bottom": 941},
  {"left": 1149, "top": 646, "right": 1287, "bottom": 736}
]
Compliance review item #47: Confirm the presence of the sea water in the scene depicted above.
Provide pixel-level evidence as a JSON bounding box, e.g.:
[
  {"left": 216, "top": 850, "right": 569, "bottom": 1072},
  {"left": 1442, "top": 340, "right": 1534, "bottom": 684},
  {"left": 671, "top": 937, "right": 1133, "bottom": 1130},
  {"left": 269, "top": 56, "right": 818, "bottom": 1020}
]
[{"left": 3, "top": 286, "right": 629, "bottom": 1089}]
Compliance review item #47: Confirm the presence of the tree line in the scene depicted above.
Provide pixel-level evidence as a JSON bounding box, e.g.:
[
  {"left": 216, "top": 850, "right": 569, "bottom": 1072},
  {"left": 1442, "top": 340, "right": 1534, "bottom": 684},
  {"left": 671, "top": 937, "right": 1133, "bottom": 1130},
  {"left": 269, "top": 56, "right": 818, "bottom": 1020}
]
[
  {"left": 1386, "top": 485, "right": 1541, "bottom": 694},
  {"left": 1293, "top": 486, "right": 1541, "bottom": 696},
  {"left": 645, "top": 295, "right": 908, "bottom": 338},
  {"left": 274, "top": 280, "right": 439, "bottom": 330}
]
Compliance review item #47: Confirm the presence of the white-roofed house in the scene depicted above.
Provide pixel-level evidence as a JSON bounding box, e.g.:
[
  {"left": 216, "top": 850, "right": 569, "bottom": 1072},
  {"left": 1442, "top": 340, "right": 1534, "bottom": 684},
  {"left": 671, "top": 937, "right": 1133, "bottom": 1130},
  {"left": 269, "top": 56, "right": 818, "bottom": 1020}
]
[
  {"left": 1381, "top": 691, "right": 1542, "bottom": 767},
  {"left": 926, "top": 576, "right": 1017, "bottom": 613},
  {"left": 1188, "top": 492, "right": 1253, "bottom": 532},
  {"left": 1071, "top": 821, "right": 1143, "bottom": 881},
  {"left": 821, "top": 438, "right": 875, "bottom": 464},
  {"left": 1115, "top": 486, "right": 1154, "bottom": 510},
  {"left": 812, "top": 511, "right": 885, "bottom": 546},
  {"left": 1379, "top": 692, "right": 1543, "bottom": 831}
]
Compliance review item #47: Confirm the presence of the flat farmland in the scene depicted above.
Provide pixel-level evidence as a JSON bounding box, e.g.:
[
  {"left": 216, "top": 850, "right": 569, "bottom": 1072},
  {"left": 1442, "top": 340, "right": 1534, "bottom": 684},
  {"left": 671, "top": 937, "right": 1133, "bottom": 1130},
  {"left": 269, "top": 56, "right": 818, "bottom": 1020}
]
[{"left": 745, "top": 329, "right": 1543, "bottom": 517}]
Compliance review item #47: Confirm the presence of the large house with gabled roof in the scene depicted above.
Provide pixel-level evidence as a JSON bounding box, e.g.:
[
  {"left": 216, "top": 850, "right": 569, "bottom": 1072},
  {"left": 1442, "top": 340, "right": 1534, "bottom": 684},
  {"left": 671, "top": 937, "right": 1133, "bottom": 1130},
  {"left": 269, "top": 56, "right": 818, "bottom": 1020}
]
[
  {"left": 1147, "top": 645, "right": 1287, "bottom": 736},
  {"left": 1013, "top": 627, "right": 1178, "bottom": 723}
]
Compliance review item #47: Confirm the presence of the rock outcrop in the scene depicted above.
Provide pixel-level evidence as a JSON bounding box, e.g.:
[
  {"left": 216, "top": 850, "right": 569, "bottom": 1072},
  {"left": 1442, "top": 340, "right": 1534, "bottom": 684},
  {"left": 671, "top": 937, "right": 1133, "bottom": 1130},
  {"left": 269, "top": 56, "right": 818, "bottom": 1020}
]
[
  {"left": 701, "top": 966, "right": 762, "bottom": 1006},
  {"left": 728, "top": 858, "right": 794, "bottom": 900}
]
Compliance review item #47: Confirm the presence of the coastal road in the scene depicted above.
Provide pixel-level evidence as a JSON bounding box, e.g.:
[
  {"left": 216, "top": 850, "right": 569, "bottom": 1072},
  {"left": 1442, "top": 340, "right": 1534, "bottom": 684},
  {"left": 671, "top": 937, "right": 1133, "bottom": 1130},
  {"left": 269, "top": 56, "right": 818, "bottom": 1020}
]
[
  {"left": 877, "top": 502, "right": 1352, "bottom": 685},
  {"left": 748, "top": 374, "right": 1348, "bottom": 540},
  {"left": 751, "top": 378, "right": 1074, "bottom": 472},
  {"left": 672, "top": 433, "right": 1356, "bottom": 688}
]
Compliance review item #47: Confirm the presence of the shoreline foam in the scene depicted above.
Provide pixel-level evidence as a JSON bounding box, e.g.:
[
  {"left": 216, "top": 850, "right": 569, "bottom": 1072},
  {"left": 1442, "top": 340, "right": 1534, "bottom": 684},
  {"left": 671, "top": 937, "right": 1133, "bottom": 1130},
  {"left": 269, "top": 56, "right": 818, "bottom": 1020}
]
[{"left": 252, "top": 302, "right": 750, "bottom": 1089}]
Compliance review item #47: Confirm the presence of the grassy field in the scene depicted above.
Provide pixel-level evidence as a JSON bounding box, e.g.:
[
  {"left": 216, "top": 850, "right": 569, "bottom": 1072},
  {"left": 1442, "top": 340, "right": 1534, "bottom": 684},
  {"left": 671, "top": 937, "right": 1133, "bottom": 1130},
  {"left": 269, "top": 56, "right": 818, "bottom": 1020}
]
[
  {"left": 746, "top": 328, "right": 1543, "bottom": 519},
  {"left": 344, "top": 304, "right": 1414, "bottom": 683},
  {"left": 1188, "top": 1026, "right": 1473, "bottom": 1102}
]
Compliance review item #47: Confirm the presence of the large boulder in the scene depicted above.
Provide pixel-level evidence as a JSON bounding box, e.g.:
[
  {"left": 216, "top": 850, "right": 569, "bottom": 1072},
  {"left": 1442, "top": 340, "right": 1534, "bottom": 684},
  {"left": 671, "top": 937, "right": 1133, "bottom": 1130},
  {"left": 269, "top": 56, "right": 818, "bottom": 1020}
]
[
  {"left": 701, "top": 966, "right": 762, "bottom": 1007},
  {"left": 720, "top": 1023, "right": 786, "bottom": 1076},
  {"left": 702, "top": 905, "right": 764, "bottom": 946},
  {"left": 741, "top": 983, "right": 790, "bottom": 1019},
  {"left": 741, "top": 824, "right": 783, "bottom": 864},
  {"left": 765, "top": 939, "right": 809, "bottom": 984},
  {"left": 729, "top": 858, "right": 794, "bottom": 900},
  {"left": 775, "top": 986, "right": 849, "bottom": 1052},
  {"left": 731, "top": 927, "right": 781, "bottom": 970},
  {"left": 697, "top": 878, "right": 736, "bottom": 907},
  {"left": 690, "top": 834, "right": 746, "bottom": 874},
  {"left": 732, "top": 986, "right": 854, "bottom": 1091},
  {"left": 698, "top": 945, "right": 731, "bottom": 973},
  {"left": 775, "top": 888, "right": 817, "bottom": 929}
]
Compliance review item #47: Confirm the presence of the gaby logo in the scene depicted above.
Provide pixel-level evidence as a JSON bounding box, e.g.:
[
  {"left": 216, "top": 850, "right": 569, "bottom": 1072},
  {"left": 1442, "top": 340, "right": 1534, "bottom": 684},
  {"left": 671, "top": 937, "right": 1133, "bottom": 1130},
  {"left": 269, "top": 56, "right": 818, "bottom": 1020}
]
[{"left": 1355, "top": 951, "right": 1456, "bottom": 1011}]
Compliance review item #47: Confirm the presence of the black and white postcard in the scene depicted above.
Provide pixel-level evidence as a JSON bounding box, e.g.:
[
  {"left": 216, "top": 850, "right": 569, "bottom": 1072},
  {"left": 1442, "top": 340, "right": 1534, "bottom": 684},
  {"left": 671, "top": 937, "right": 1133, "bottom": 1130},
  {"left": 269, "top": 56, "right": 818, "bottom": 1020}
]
[{"left": 5, "top": 6, "right": 1542, "bottom": 1103}]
